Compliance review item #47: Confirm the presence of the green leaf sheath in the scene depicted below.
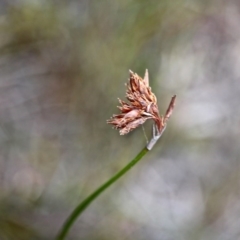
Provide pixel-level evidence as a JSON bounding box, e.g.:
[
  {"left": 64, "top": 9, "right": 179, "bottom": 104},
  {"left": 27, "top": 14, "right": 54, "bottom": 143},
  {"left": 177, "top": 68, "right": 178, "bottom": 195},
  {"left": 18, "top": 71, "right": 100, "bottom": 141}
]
[{"left": 56, "top": 147, "right": 149, "bottom": 240}]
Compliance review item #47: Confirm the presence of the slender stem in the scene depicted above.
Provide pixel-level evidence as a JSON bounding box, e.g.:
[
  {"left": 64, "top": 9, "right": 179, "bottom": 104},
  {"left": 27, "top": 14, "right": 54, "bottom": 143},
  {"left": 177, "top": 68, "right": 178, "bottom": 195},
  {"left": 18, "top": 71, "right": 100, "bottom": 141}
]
[{"left": 56, "top": 147, "right": 149, "bottom": 240}]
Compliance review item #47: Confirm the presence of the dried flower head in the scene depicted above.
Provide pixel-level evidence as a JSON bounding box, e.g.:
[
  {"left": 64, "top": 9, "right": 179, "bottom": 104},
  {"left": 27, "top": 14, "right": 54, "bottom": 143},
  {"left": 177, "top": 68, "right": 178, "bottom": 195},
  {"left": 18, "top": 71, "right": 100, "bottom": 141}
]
[{"left": 107, "top": 70, "right": 176, "bottom": 135}]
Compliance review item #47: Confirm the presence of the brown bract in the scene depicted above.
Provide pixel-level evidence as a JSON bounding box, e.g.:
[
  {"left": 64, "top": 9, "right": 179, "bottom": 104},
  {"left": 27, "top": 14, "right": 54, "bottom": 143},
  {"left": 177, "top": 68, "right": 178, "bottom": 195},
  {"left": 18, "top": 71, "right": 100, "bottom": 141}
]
[{"left": 107, "top": 70, "right": 176, "bottom": 135}]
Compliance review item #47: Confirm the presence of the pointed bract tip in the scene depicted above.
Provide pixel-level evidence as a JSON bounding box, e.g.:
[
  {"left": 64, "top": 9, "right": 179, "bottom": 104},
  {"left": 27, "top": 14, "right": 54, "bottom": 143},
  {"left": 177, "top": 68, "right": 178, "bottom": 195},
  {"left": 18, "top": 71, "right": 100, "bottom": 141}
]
[{"left": 143, "top": 69, "right": 149, "bottom": 86}]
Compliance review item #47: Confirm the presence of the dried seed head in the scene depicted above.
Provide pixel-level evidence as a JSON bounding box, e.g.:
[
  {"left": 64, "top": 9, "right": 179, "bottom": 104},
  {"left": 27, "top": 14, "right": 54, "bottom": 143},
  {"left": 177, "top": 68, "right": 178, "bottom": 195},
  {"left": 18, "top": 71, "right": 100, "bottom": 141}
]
[{"left": 107, "top": 70, "right": 176, "bottom": 135}]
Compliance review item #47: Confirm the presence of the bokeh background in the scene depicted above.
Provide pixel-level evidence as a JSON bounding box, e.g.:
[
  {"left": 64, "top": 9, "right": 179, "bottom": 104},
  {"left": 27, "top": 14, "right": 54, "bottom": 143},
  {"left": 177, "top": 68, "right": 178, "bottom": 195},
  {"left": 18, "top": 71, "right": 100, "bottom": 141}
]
[{"left": 0, "top": 0, "right": 240, "bottom": 239}]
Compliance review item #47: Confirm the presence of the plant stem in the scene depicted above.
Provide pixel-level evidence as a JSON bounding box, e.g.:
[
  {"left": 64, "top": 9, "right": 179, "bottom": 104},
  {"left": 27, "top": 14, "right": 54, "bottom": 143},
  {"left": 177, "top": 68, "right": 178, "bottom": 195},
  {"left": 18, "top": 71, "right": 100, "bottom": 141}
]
[{"left": 56, "top": 147, "right": 149, "bottom": 240}]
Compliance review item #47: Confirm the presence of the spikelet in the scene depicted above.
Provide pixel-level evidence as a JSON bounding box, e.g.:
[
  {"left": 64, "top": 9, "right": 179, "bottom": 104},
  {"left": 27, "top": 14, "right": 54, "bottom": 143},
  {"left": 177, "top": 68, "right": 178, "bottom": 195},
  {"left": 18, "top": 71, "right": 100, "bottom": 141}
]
[{"left": 107, "top": 70, "right": 176, "bottom": 135}]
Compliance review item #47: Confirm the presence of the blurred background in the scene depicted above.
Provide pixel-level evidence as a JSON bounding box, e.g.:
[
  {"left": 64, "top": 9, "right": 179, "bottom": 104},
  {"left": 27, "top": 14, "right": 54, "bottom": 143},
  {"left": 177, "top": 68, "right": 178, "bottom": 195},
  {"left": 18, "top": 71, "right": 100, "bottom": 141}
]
[{"left": 0, "top": 0, "right": 240, "bottom": 239}]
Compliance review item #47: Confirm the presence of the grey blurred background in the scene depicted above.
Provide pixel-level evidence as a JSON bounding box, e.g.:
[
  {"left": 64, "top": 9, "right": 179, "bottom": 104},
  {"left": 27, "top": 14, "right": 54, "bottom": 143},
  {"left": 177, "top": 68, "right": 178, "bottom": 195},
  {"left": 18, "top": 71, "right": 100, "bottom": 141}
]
[{"left": 0, "top": 0, "right": 240, "bottom": 239}]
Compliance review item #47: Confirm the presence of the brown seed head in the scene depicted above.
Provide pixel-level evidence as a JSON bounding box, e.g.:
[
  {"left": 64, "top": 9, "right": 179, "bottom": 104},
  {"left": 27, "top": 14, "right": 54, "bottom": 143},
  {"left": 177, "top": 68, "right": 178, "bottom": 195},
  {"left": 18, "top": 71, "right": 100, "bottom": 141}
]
[{"left": 107, "top": 70, "right": 176, "bottom": 135}]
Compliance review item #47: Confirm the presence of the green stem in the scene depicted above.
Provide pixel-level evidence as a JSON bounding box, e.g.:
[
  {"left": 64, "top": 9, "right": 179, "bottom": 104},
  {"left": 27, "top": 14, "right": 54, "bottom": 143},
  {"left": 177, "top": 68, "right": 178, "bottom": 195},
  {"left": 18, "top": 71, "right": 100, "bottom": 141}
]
[{"left": 56, "top": 147, "right": 149, "bottom": 240}]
